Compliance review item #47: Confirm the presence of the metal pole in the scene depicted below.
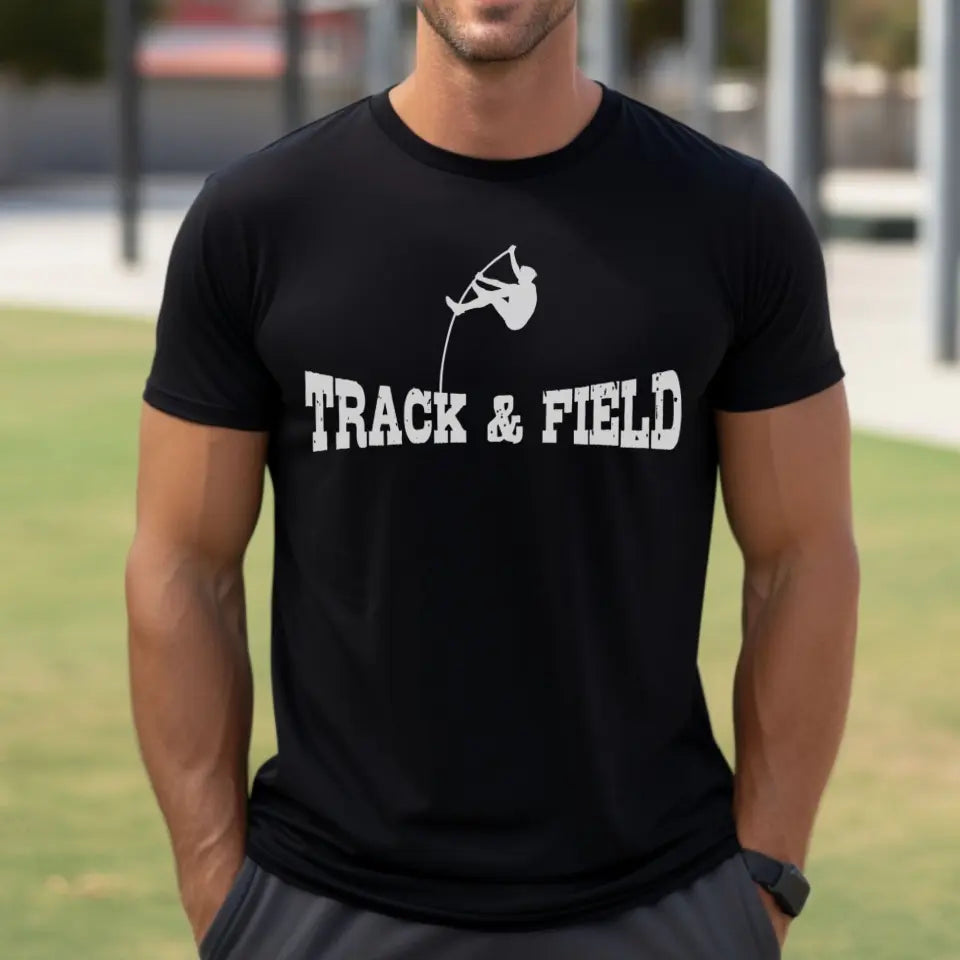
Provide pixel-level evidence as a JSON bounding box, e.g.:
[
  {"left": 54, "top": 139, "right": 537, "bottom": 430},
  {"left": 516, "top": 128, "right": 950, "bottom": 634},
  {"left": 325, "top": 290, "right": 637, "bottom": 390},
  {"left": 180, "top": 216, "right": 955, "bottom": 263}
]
[
  {"left": 922, "top": 0, "right": 960, "bottom": 363},
  {"left": 686, "top": 0, "right": 721, "bottom": 137},
  {"left": 110, "top": 0, "right": 141, "bottom": 265},
  {"left": 767, "top": 0, "right": 825, "bottom": 233},
  {"left": 581, "top": 0, "right": 624, "bottom": 89},
  {"left": 366, "top": 0, "right": 402, "bottom": 94},
  {"left": 282, "top": 0, "right": 305, "bottom": 132}
]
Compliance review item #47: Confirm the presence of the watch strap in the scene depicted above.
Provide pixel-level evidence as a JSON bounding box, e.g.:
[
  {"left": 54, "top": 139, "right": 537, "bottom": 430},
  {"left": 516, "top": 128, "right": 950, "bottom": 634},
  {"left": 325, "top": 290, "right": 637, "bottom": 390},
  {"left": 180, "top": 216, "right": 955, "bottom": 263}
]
[
  {"left": 741, "top": 849, "right": 784, "bottom": 887},
  {"left": 741, "top": 848, "right": 811, "bottom": 918}
]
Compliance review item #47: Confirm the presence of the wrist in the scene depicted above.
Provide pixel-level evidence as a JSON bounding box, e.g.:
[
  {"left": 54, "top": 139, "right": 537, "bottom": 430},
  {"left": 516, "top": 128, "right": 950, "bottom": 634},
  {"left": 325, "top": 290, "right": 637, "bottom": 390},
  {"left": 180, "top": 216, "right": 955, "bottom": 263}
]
[
  {"left": 734, "top": 808, "right": 810, "bottom": 871},
  {"left": 183, "top": 861, "right": 245, "bottom": 944},
  {"left": 178, "top": 842, "right": 247, "bottom": 942}
]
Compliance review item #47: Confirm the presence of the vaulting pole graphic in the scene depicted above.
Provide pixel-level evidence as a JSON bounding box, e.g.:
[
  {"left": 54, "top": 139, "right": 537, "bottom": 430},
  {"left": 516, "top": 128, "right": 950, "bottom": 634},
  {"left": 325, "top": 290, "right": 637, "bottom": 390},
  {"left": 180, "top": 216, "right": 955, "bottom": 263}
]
[{"left": 438, "top": 245, "right": 538, "bottom": 393}]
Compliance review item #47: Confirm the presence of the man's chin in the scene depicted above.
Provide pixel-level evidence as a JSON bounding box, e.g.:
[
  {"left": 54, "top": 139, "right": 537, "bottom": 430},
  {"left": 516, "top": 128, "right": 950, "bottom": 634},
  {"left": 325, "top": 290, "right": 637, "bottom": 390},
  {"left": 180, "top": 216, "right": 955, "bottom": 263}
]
[
  {"left": 419, "top": 0, "right": 575, "bottom": 64},
  {"left": 452, "top": 28, "right": 533, "bottom": 62}
]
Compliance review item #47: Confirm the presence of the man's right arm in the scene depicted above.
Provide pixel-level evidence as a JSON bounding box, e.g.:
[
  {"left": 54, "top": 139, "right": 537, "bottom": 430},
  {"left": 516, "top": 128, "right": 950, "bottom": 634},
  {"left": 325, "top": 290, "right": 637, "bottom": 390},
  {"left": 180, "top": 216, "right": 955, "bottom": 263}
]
[{"left": 125, "top": 404, "right": 268, "bottom": 946}]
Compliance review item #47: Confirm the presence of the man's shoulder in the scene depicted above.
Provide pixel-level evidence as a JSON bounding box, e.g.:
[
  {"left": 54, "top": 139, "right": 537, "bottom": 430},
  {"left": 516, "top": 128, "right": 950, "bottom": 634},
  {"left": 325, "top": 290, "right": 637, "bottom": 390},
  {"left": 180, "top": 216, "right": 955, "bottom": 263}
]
[
  {"left": 614, "top": 90, "right": 764, "bottom": 199},
  {"left": 206, "top": 95, "right": 376, "bottom": 209}
]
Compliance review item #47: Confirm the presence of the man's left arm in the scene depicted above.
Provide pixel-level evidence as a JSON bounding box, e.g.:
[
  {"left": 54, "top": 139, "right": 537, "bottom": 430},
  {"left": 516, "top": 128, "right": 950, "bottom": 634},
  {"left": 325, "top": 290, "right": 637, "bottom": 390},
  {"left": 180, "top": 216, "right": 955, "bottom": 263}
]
[
  {"left": 716, "top": 381, "right": 860, "bottom": 943},
  {"left": 476, "top": 275, "right": 508, "bottom": 290}
]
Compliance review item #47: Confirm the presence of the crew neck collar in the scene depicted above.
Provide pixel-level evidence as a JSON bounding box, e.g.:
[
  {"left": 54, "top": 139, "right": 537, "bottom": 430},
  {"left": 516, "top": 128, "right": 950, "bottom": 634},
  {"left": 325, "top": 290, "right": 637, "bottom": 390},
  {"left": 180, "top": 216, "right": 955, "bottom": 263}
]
[{"left": 368, "top": 82, "right": 621, "bottom": 180}]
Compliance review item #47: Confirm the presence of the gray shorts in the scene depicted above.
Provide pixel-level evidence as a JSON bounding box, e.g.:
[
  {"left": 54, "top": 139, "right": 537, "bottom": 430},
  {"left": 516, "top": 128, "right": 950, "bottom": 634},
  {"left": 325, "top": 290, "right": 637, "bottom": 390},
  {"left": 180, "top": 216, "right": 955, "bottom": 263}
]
[{"left": 198, "top": 850, "right": 782, "bottom": 960}]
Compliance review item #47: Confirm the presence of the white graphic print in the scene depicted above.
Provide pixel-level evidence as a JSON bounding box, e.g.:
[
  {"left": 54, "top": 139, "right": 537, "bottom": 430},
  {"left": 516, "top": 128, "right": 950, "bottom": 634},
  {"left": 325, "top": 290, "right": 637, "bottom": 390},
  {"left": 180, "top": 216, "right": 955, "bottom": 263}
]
[
  {"left": 305, "top": 373, "right": 682, "bottom": 452},
  {"left": 305, "top": 247, "right": 684, "bottom": 453},
  {"left": 438, "top": 245, "right": 538, "bottom": 393},
  {"left": 488, "top": 395, "right": 524, "bottom": 444}
]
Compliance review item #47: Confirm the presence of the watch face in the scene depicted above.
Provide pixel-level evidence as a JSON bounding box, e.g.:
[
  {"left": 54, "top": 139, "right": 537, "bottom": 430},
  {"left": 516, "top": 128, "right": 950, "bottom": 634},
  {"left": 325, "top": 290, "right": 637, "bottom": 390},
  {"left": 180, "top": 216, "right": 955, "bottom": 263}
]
[{"left": 775, "top": 865, "right": 811, "bottom": 917}]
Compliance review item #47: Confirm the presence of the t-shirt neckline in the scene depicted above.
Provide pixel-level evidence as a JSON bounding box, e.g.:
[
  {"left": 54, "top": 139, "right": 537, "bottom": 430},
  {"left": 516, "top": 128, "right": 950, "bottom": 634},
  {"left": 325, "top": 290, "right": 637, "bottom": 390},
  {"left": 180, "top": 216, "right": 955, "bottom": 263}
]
[{"left": 368, "top": 82, "right": 622, "bottom": 180}]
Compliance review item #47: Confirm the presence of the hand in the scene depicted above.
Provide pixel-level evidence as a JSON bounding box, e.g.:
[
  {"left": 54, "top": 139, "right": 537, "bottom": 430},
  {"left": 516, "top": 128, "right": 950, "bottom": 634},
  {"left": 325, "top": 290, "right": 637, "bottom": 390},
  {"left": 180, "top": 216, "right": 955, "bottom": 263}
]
[
  {"left": 754, "top": 884, "right": 791, "bottom": 949},
  {"left": 181, "top": 852, "right": 246, "bottom": 947}
]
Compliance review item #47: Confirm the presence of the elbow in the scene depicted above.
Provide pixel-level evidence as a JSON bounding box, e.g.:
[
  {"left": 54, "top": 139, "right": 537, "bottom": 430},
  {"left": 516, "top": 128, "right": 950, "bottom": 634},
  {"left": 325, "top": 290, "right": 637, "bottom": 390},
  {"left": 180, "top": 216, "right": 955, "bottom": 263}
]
[
  {"left": 125, "top": 534, "right": 173, "bottom": 642},
  {"left": 829, "top": 529, "right": 860, "bottom": 606},
  {"left": 125, "top": 532, "right": 172, "bottom": 605},
  {"left": 799, "top": 530, "right": 861, "bottom": 644},
  {"left": 124, "top": 534, "right": 196, "bottom": 643},
  {"left": 124, "top": 535, "right": 148, "bottom": 616},
  {"left": 842, "top": 532, "right": 861, "bottom": 628},
  {"left": 845, "top": 534, "right": 861, "bottom": 598},
  {"left": 745, "top": 530, "right": 860, "bottom": 637},
  {"left": 830, "top": 533, "right": 860, "bottom": 645},
  {"left": 125, "top": 533, "right": 244, "bottom": 643}
]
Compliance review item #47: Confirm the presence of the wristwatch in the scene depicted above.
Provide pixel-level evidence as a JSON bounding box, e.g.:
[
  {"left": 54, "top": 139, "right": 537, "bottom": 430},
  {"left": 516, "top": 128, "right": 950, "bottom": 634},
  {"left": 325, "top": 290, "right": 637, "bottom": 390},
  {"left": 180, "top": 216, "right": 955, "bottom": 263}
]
[{"left": 741, "top": 849, "right": 811, "bottom": 918}]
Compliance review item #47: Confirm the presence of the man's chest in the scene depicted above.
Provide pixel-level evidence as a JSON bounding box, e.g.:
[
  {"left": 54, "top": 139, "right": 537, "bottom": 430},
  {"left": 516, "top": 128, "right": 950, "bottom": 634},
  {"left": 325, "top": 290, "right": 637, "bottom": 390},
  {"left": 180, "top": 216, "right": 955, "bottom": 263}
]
[{"left": 253, "top": 185, "right": 734, "bottom": 452}]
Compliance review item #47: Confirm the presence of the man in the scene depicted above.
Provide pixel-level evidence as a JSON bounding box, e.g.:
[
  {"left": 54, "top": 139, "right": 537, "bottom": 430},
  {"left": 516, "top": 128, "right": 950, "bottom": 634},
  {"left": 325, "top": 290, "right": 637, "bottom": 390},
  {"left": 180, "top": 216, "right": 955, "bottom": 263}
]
[
  {"left": 446, "top": 244, "right": 538, "bottom": 325},
  {"left": 126, "top": 0, "right": 859, "bottom": 957}
]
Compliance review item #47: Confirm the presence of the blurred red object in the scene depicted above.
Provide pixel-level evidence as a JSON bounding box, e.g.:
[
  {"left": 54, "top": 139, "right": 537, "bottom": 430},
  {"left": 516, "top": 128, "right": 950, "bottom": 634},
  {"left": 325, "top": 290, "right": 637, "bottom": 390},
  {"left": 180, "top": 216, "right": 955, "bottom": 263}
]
[
  {"left": 140, "top": 0, "right": 364, "bottom": 78},
  {"left": 167, "top": 0, "right": 363, "bottom": 27}
]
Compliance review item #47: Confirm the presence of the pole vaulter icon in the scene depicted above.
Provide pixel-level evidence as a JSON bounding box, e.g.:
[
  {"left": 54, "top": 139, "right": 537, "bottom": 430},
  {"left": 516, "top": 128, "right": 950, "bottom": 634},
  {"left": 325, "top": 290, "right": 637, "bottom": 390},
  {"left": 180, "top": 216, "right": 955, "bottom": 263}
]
[{"left": 438, "top": 245, "right": 538, "bottom": 393}]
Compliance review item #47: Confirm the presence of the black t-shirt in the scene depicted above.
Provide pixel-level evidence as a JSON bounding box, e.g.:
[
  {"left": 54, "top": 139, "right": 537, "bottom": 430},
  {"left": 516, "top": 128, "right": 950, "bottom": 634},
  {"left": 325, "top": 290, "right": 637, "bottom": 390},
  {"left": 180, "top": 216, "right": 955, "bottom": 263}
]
[{"left": 144, "top": 84, "right": 844, "bottom": 930}]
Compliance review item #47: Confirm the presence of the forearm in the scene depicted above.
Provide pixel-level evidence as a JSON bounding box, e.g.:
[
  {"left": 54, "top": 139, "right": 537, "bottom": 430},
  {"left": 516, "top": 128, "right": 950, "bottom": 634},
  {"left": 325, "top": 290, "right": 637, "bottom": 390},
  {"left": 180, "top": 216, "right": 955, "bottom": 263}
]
[
  {"left": 732, "top": 534, "right": 859, "bottom": 868},
  {"left": 125, "top": 539, "right": 253, "bottom": 924}
]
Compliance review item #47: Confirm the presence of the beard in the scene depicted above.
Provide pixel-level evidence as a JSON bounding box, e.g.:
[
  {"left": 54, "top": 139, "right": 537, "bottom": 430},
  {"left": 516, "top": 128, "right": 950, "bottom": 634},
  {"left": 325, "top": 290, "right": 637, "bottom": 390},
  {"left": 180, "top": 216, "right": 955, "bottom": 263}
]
[{"left": 417, "top": 0, "right": 577, "bottom": 64}]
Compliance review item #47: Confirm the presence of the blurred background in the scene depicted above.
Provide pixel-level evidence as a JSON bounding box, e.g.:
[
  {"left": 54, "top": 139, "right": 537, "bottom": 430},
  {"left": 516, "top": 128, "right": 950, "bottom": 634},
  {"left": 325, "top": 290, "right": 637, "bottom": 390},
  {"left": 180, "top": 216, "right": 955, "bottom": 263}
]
[{"left": 0, "top": 2, "right": 957, "bottom": 958}]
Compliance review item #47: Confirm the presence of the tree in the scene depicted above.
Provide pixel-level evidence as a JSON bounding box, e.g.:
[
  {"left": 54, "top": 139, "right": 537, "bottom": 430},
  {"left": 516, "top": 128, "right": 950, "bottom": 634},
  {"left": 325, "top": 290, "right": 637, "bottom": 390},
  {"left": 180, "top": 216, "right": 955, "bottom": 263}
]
[
  {"left": 627, "top": 0, "right": 683, "bottom": 68},
  {"left": 626, "top": 0, "right": 918, "bottom": 74},
  {"left": 0, "top": 0, "right": 159, "bottom": 85},
  {"left": 833, "top": 0, "right": 919, "bottom": 71},
  {"left": 627, "top": 0, "right": 767, "bottom": 71},
  {"left": 722, "top": 0, "right": 767, "bottom": 70}
]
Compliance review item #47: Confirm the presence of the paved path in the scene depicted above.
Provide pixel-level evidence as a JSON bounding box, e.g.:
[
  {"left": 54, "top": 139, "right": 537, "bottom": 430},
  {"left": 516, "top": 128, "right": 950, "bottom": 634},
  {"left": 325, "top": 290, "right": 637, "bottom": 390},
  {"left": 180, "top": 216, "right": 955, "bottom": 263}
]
[
  {"left": 2, "top": 174, "right": 959, "bottom": 450},
  {"left": 824, "top": 241, "right": 960, "bottom": 449},
  {"left": 0, "top": 177, "right": 189, "bottom": 318}
]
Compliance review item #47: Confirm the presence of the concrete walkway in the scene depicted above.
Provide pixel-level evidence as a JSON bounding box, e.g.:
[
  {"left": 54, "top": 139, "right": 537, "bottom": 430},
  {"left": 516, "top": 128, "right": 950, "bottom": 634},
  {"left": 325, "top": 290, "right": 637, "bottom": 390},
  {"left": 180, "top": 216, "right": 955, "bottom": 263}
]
[
  {"left": 0, "top": 177, "right": 189, "bottom": 318},
  {"left": 2, "top": 173, "right": 959, "bottom": 450},
  {"left": 824, "top": 240, "right": 960, "bottom": 449}
]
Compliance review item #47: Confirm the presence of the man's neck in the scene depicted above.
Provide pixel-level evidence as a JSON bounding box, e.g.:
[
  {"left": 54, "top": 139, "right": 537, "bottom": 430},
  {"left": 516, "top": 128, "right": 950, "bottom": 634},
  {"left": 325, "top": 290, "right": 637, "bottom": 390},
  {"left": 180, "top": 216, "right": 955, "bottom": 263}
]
[{"left": 389, "top": 11, "right": 602, "bottom": 161}]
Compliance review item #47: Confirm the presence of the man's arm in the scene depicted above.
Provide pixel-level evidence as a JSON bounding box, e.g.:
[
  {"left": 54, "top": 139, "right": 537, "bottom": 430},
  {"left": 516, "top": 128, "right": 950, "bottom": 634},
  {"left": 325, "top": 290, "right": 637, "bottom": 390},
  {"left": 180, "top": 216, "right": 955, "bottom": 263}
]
[
  {"left": 125, "top": 405, "right": 268, "bottom": 945},
  {"left": 475, "top": 274, "right": 508, "bottom": 290},
  {"left": 716, "top": 382, "right": 859, "bottom": 940},
  {"left": 506, "top": 243, "right": 521, "bottom": 278}
]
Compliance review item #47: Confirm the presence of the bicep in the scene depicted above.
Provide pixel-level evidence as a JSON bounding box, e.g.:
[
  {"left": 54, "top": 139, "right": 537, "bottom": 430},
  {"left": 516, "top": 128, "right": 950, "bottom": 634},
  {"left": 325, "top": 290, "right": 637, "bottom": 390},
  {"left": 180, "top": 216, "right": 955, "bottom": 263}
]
[
  {"left": 134, "top": 404, "right": 268, "bottom": 571},
  {"left": 716, "top": 382, "right": 854, "bottom": 568}
]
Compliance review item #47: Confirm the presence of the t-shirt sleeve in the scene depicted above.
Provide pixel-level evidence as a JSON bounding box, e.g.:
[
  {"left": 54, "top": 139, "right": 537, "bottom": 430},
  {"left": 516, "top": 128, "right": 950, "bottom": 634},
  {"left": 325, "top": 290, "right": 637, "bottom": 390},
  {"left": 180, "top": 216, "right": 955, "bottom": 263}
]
[
  {"left": 143, "top": 174, "right": 279, "bottom": 430},
  {"left": 711, "top": 164, "right": 845, "bottom": 412}
]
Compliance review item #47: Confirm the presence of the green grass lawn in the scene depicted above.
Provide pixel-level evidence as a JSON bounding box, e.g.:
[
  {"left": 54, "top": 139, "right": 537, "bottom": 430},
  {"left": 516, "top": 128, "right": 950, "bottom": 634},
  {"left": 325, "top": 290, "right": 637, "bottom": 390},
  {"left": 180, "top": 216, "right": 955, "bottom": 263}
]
[{"left": 0, "top": 306, "right": 957, "bottom": 959}]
